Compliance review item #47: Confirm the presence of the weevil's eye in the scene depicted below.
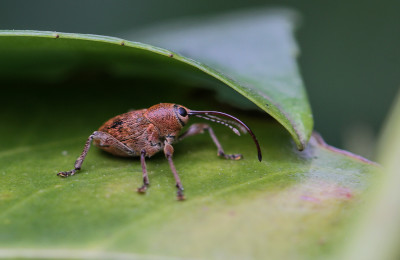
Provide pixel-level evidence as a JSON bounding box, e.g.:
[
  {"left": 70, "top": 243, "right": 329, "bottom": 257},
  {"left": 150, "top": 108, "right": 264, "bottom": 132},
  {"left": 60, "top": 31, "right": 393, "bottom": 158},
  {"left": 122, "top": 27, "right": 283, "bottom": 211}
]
[{"left": 178, "top": 107, "right": 188, "bottom": 117}]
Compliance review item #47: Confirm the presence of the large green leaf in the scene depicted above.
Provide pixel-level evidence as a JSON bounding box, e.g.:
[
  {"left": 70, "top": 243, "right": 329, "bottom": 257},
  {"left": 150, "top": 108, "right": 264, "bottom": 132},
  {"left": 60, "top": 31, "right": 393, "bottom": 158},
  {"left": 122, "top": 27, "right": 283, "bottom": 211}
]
[{"left": 0, "top": 82, "right": 376, "bottom": 259}]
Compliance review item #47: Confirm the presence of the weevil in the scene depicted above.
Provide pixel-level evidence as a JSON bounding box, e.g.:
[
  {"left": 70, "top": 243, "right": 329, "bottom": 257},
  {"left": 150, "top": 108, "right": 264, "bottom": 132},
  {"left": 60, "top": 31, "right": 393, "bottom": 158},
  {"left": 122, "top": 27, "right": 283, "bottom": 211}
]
[{"left": 58, "top": 103, "right": 262, "bottom": 200}]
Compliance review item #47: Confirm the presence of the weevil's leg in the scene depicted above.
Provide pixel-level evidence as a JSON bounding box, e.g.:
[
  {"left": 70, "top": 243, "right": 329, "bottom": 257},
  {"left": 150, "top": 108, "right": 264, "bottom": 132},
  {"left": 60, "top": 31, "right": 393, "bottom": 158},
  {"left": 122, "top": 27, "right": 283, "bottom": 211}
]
[
  {"left": 57, "top": 133, "right": 95, "bottom": 177},
  {"left": 164, "top": 141, "right": 185, "bottom": 201},
  {"left": 57, "top": 131, "right": 134, "bottom": 177},
  {"left": 137, "top": 149, "right": 150, "bottom": 193},
  {"left": 178, "top": 123, "right": 242, "bottom": 160}
]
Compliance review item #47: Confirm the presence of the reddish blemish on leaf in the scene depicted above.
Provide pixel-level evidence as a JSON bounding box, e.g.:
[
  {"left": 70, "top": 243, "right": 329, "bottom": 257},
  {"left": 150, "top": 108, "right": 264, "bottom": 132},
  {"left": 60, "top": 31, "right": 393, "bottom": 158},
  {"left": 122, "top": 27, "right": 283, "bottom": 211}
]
[{"left": 299, "top": 182, "right": 354, "bottom": 204}]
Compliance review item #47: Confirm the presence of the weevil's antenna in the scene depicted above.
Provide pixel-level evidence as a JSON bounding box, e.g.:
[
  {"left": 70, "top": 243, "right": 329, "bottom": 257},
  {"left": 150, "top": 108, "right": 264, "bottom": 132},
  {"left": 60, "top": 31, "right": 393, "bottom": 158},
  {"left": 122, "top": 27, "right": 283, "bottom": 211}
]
[
  {"left": 195, "top": 114, "right": 241, "bottom": 136},
  {"left": 203, "top": 114, "right": 247, "bottom": 134},
  {"left": 188, "top": 110, "right": 262, "bottom": 162}
]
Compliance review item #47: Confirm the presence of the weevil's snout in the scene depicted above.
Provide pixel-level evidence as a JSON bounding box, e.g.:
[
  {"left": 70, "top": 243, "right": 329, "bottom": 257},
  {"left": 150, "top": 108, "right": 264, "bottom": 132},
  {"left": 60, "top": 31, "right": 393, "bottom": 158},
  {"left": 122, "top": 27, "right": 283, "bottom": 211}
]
[{"left": 187, "top": 109, "right": 262, "bottom": 162}]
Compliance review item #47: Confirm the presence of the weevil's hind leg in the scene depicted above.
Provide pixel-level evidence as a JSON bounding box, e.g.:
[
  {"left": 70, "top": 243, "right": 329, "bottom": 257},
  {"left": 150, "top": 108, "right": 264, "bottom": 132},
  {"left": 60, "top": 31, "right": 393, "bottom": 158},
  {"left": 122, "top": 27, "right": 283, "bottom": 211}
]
[
  {"left": 178, "top": 123, "right": 242, "bottom": 160},
  {"left": 137, "top": 149, "right": 150, "bottom": 193},
  {"left": 164, "top": 141, "right": 185, "bottom": 201},
  {"left": 57, "top": 131, "right": 134, "bottom": 177}
]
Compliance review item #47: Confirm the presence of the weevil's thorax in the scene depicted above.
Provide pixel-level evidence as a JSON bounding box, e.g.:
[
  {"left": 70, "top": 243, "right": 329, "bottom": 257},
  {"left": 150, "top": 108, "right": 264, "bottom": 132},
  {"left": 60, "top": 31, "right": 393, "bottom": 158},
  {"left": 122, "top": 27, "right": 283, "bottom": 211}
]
[{"left": 144, "top": 103, "right": 190, "bottom": 138}]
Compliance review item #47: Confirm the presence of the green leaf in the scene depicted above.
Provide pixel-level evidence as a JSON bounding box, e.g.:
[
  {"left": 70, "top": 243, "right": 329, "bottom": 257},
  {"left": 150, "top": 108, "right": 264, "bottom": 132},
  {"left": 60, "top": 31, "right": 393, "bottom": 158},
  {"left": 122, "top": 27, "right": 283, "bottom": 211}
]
[
  {"left": 0, "top": 82, "right": 376, "bottom": 259},
  {"left": 340, "top": 91, "right": 400, "bottom": 260}
]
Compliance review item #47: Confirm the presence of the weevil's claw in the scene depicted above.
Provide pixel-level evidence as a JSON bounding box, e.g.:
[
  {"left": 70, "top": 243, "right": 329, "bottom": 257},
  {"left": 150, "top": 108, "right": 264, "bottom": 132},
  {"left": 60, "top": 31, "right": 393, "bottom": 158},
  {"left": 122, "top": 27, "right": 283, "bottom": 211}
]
[
  {"left": 177, "top": 189, "right": 185, "bottom": 201},
  {"left": 230, "top": 154, "right": 243, "bottom": 160},
  {"left": 218, "top": 151, "right": 243, "bottom": 160},
  {"left": 137, "top": 185, "right": 148, "bottom": 193},
  {"left": 177, "top": 194, "right": 186, "bottom": 201},
  {"left": 57, "top": 170, "right": 76, "bottom": 177}
]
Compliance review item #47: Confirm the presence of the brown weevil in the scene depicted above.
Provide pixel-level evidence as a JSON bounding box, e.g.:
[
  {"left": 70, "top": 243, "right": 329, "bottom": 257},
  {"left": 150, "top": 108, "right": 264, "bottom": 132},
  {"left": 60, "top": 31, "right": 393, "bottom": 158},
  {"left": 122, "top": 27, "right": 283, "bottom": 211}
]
[{"left": 58, "top": 103, "right": 262, "bottom": 200}]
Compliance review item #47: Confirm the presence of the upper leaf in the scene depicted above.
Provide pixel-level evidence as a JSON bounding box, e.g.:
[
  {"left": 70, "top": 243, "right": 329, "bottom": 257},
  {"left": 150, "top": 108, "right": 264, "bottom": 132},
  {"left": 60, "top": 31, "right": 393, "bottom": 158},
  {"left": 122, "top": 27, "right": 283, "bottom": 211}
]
[
  {"left": 0, "top": 9, "right": 312, "bottom": 149},
  {"left": 125, "top": 9, "right": 314, "bottom": 150}
]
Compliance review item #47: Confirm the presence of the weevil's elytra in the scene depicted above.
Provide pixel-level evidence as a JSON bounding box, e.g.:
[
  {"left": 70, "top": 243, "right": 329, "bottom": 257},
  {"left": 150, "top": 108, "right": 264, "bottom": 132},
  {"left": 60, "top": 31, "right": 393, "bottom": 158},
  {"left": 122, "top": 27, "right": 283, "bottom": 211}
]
[
  {"left": 57, "top": 103, "right": 262, "bottom": 200},
  {"left": 110, "top": 119, "right": 124, "bottom": 129}
]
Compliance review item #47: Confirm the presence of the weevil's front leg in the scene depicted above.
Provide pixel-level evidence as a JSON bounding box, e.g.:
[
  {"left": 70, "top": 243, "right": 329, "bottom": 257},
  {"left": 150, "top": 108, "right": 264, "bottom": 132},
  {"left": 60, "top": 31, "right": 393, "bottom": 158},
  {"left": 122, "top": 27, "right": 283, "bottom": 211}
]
[
  {"left": 137, "top": 149, "right": 150, "bottom": 193},
  {"left": 57, "top": 131, "right": 134, "bottom": 177},
  {"left": 57, "top": 133, "right": 95, "bottom": 177},
  {"left": 178, "top": 123, "right": 242, "bottom": 160},
  {"left": 164, "top": 141, "right": 185, "bottom": 201}
]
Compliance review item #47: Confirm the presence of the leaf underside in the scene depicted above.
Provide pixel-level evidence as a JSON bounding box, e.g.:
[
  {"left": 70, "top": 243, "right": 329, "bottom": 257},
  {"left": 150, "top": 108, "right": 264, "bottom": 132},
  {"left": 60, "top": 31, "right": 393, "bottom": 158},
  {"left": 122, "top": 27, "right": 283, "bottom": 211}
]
[
  {"left": 0, "top": 9, "right": 312, "bottom": 149},
  {"left": 126, "top": 8, "right": 313, "bottom": 150}
]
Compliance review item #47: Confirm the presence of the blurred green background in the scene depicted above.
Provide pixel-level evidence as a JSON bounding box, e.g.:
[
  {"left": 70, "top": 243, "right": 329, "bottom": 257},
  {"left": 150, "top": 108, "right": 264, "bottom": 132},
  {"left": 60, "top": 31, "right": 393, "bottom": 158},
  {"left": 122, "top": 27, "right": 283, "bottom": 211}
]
[{"left": 1, "top": 0, "right": 399, "bottom": 160}]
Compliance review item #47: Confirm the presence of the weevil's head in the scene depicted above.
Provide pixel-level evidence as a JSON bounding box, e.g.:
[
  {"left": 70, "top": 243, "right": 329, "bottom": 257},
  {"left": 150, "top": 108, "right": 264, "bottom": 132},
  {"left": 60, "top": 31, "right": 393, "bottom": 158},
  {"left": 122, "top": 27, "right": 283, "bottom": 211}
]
[
  {"left": 145, "top": 103, "right": 190, "bottom": 137},
  {"left": 145, "top": 103, "right": 262, "bottom": 162}
]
